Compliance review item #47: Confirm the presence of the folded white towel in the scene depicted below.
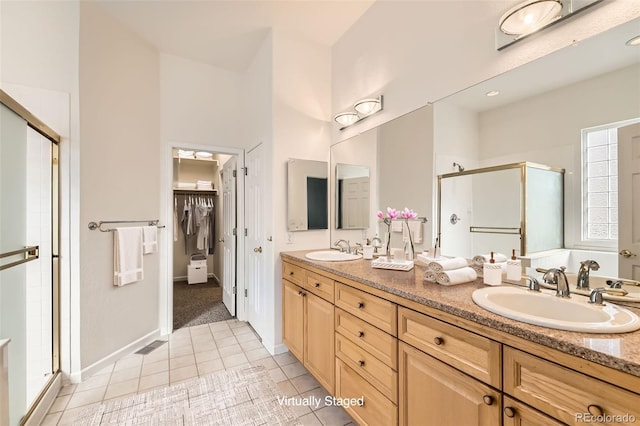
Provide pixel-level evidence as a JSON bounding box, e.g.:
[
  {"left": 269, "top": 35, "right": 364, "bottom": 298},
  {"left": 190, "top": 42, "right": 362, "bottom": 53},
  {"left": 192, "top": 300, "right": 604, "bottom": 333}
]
[
  {"left": 142, "top": 226, "right": 158, "bottom": 254},
  {"left": 176, "top": 182, "right": 197, "bottom": 189},
  {"left": 402, "top": 220, "right": 423, "bottom": 244},
  {"left": 417, "top": 253, "right": 446, "bottom": 264},
  {"left": 391, "top": 219, "right": 403, "bottom": 232},
  {"left": 427, "top": 257, "right": 469, "bottom": 272},
  {"left": 423, "top": 270, "right": 437, "bottom": 282},
  {"left": 436, "top": 267, "right": 478, "bottom": 286},
  {"left": 114, "top": 227, "right": 144, "bottom": 286},
  {"left": 473, "top": 253, "right": 508, "bottom": 265}
]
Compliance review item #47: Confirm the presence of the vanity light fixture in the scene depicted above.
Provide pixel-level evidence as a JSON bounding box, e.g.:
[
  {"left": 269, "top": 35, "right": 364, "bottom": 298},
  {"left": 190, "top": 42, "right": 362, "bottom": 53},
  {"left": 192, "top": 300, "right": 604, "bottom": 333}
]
[
  {"left": 334, "top": 95, "right": 384, "bottom": 130},
  {"left": 626, "top": 35, "right": 640, "bottom": 47},
  {"left": 496, "top": 0, "right": 602, "bottom": 50},
  {"left": 499, "top": 0, "right": 562, "bottom": 36}
]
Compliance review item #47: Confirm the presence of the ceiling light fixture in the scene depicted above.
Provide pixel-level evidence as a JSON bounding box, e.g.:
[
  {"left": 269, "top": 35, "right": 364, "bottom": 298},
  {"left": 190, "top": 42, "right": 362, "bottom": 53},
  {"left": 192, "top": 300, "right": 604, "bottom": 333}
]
[
  {"left": 486, "top": 90, "right": 500, "bottom": 97},
  {"left": 334, "top": 95, "right": 383, "bottom": 130},
  {"left": 496, "top": 0, "right": 602, "bottom": 50}
]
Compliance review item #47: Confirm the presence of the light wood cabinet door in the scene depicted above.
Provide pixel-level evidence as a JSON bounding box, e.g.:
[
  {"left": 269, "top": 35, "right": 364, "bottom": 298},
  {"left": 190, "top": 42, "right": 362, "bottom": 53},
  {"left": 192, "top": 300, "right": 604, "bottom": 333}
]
[
  {"left": 504, "top": 347, "right": 640, "bottom": 426},
  {"left": 399, "top": 342, "right": 501, "bottom": 426},
  {"left": 503, "top": 396, "right": 564, "bottom": 426},
  {"left": 282, "top": 279, "right": 304, "bottom": 361},
  {"left": 305, "top": 292, "right": 335, "bottom": 394}
]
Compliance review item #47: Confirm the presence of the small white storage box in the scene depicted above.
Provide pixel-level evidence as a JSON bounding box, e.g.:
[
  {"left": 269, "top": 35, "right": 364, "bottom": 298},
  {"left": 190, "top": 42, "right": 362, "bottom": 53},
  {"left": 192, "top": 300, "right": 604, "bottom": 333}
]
[{"left": 187, "top": 265, "right": 207, "bottom": 284}]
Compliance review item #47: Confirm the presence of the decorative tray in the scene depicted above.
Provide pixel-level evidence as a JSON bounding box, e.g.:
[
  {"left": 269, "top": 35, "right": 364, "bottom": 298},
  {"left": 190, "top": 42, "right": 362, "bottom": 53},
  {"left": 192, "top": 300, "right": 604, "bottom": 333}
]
[{"left": 371, "top": 257, "right": 414, "bottom": 271}]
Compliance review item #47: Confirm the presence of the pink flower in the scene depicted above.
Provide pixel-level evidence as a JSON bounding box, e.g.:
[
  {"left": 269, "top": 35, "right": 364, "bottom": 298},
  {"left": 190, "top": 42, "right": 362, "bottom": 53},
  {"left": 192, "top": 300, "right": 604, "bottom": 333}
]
[
  {"left": 387, "top": 207, "right": 399, "bottom": 220},
  {"left": 400, "top": 207, "right": 418, "bottom": 220},
  {"left": 376, "top": 210, "right": 384, "bottom": 220}
]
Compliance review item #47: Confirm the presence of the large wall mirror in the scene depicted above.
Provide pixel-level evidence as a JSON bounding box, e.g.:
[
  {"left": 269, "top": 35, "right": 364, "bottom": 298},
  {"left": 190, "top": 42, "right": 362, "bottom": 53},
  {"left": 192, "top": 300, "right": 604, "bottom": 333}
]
[
  {"left": 287, "top": 158, "right": 328, "bottom": 231},
  {"left": 330, "top": 17, "right": 640, "bottom": 278}
]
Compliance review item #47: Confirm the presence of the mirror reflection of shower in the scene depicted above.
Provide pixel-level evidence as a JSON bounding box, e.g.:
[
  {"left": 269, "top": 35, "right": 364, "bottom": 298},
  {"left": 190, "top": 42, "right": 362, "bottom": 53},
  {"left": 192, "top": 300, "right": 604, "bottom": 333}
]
[{"left": 452, "top": 162, "right": 465, "bottom": 172}]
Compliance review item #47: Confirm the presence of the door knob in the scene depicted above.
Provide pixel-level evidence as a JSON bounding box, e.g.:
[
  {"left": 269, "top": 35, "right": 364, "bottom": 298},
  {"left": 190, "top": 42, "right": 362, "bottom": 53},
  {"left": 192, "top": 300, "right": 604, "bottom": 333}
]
[
  {"left": 218, "top": 238, "right": 225, "bottom": 243},
  {"left": 253, "top": 246, "right": 262, "bottom": 253},
  {"left": 619, "top": 249, "right": 637, "bottom": 258}
]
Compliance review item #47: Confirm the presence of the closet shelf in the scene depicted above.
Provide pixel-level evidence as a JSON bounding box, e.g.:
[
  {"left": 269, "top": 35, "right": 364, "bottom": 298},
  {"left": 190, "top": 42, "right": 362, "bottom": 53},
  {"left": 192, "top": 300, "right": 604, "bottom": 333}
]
[{"left": 173, "top": 188, "right": 219, "bottom": 195}]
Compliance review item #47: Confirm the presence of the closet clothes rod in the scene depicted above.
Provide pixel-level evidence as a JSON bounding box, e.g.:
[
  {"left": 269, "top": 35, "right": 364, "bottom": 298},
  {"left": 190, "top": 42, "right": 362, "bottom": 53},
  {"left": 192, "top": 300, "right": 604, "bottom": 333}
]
[{"left": 87, "top": 220, "right": 165, "bottom": 232}]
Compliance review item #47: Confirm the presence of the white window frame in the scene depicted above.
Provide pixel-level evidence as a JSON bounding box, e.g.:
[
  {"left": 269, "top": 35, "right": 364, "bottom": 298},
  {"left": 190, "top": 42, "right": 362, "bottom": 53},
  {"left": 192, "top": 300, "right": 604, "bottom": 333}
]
[{"left": 579, "top": 118, "right": 640, "bottom": 250}]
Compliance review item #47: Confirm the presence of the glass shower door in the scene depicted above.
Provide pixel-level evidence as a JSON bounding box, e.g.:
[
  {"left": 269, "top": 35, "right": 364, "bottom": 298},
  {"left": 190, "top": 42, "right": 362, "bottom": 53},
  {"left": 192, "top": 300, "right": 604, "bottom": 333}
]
[{"left": 1, "top": 101, "right": 56, "bottom": 424}]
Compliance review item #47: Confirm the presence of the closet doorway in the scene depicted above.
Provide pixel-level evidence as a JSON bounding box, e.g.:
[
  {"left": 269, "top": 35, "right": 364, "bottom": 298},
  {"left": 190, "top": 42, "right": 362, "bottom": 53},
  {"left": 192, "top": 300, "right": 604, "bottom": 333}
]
[{"left": 171, "top": 147, "right": 238, "bottom": 330}]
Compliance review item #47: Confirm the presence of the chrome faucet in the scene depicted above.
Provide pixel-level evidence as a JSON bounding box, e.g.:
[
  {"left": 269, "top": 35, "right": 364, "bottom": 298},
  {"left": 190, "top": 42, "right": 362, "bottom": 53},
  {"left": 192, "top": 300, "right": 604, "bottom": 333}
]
[
  {"left": 576, "top": 260, "right": 600, "bottom": 289},
  {"left": 370, "top": 236, "right": 382, "bottom": 253},
  {"left": 334, "top": 239, "right": 351, "bottom": 253},
  {"left": 542, "top": 268, "right": 571, "bottom": 298}
]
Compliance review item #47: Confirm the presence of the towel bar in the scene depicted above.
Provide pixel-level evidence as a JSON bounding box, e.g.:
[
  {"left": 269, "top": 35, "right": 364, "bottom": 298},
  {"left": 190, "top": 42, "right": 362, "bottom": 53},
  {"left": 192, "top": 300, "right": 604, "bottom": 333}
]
[{"left": 88, "top": 220, "right": 165, "bottom": 232}]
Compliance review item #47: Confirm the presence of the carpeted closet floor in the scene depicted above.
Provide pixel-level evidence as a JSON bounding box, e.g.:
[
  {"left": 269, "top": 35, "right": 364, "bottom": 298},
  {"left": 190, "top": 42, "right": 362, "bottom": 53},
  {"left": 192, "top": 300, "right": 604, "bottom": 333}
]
[{"left": 173, "top": 278, "right": 233, "bottom": 329}]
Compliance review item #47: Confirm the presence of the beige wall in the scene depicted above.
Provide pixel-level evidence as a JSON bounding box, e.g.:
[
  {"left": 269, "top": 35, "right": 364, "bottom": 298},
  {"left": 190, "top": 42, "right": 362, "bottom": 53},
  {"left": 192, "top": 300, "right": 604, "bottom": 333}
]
[
  {"left": 79, "top": 1, "right": 161, "bottom": 368},
  {"left": 332, "top": 1, "right": 640, "bottom": 143}
]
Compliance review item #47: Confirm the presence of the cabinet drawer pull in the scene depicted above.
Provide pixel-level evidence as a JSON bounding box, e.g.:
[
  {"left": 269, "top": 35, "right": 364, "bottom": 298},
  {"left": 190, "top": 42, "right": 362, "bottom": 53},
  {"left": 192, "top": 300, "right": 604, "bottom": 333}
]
[
  {"left": 314, "top": 282, "right": 320, "bottom": 288},
  {"left": 433, "top": 336, "right": 444, "bottom": 346},
  {"left": 503, "top": 407, "right": 515, "bottom": 418},
  {"left": 587, "top": 405, "right": 604, "bottom": 417},
  {"left": 357, "top": 302, "right": 365, "bottom": 309},
  {"left": 358, "top": 331, "right": 365, "bottom": 338},
  {"left": 358, "top": 360, "right": 365, "bottom": 367},
  {"left": 298, "top": 291, "right": 306, "bottom": 297},
  {"left": 289, "top": 271, "right": 294, "bottom": 275},
  {"left": 482, "top": 395, "right": 494, "bottom": 406}
]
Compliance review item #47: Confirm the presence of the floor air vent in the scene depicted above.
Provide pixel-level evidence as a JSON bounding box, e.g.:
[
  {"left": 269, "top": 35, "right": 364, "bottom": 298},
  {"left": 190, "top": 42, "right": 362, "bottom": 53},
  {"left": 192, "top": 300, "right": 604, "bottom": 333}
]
[{"left": 135, "top": 340, "right": 166, "bottom": 355}]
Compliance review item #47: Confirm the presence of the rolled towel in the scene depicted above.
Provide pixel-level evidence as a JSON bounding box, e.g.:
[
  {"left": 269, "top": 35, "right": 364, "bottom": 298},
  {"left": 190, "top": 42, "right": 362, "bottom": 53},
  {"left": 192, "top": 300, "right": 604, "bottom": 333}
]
[
  {"left": 473, "top": 253, "right": 508, "bottom": 265},
  {"left": 423, "top": 270, "right": 437, "bottom": 282},
  {"left": 436, "top": 267, "right": 478, "bottom": 286},
  {"left": 428, "top": 257, "right": 468, "bottom": 272}
]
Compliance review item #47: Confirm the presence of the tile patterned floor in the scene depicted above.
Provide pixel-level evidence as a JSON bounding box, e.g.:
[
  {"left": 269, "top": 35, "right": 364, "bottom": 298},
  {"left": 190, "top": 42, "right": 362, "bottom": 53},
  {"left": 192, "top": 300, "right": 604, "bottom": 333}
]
[{"left": 42, "top": 319, "right": 355, "bottom": 426}]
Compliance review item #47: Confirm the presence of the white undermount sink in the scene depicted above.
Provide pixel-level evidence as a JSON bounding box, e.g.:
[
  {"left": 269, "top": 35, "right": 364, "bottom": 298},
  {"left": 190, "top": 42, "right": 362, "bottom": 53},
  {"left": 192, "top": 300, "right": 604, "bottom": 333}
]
[
  {"left": 472, "top": 286, "right": 640, "bottom": 333},
  {"left": 305, "top": 250, "right": 362, "bottom": 262}
]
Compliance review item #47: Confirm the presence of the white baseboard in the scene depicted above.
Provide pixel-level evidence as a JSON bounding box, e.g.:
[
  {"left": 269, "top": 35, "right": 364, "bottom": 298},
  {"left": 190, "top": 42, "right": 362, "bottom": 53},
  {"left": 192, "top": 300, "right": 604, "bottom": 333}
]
[
  {"left": 24, "top": 373, "right": 62, "bottom": 426},
  {"left": 70, "top": 329, "right": 161, "bottom": 383},
  {"left": 265, "top": 342, "right": 289, "bottom": 356}
]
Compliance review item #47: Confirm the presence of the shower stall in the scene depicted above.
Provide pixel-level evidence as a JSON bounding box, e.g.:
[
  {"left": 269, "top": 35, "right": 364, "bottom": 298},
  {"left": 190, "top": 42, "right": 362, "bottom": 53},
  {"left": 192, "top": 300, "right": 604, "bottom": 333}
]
[{"left": 0, "top": 90, "right": 60, "bottom": 425}]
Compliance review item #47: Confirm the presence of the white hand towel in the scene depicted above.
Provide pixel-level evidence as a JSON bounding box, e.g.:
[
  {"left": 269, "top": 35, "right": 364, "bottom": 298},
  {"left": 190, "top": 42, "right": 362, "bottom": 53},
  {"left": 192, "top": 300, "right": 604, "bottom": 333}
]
[
  {"left": 423, "top": 270, "right": 437, "bottom": 282},
  {"left": 142, "top": 226, "right": 158, "bottom": 254},
  {"left": 391, "top": 219, "right": 403, "bottom": 232},
  {"left": 428, "top": 257, "right": 469, "bottom": 272},
  {"left": 402, "top": 220, "right": 423, "bottom": 244},
  {"left": 473, "top": 253, "right": 508, "bottom": 265},
  {"left": 436, "top": 267, "right": 478, "bottom": 286},
  {"left": 114, "top": 227, "right": 144, "bottom": 286}
]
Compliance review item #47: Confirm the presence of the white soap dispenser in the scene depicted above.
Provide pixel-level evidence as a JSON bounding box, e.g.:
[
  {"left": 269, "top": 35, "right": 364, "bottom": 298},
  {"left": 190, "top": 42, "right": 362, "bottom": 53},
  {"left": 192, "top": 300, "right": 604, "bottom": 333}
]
[
  {"left": 483, "top": 251, "right": 502, "bottom": 286},
  {"left": 506, "top": 249, "right": 522, "bottom": 281}
]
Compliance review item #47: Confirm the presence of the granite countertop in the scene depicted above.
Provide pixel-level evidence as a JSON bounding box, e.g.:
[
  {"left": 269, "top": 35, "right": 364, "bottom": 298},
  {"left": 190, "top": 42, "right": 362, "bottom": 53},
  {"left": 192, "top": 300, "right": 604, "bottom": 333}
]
[{"left": 281, "top": 250, "right": 640, "bottom": 378}]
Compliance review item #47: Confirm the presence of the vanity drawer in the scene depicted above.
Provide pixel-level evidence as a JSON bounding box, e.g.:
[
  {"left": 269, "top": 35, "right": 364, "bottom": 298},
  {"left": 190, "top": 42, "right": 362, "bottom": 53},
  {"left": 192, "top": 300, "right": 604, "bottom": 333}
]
[
  {"left": 336, "top": 359, "right": 398, "bottom": 426},
  {"left": 398, "top": 307, "right": 501, "bottom": 388},
  {"left": 282, "top": 261, "right": 306, "bottom": 287},
  {"left": 504, "top": 347, "right": 640, "bottom": 426},
  {"left": 335, "top": 282, "right": 397, "bottom": 335},
  {"left": 305, "top": 270, "right": 334, "bottom": 302},
  {"left": 335, "top": 308, "right": 397, "bottom": 368},
  {"left": 336, "top": 332, "right": 398, "bottom": 403}
]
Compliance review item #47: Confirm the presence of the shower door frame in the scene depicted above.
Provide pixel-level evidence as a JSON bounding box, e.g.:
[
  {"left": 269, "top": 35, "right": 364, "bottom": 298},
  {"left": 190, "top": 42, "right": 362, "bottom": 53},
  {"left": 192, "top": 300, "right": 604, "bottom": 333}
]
[{"left": 0, "top": 89, "right": 61, "bottom": 424}]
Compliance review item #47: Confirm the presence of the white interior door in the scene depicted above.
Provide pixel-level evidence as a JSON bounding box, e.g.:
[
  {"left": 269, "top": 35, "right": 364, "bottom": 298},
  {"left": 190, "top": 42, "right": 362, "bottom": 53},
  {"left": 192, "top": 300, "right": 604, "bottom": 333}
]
[
  {"left": 221, "top": 157, "right": 237, "bottom": 316},
  {"left": 245, "top": 144, "right": 265, "bottom": 334},
  {"left": 341, "top": 177, "right": 369, "bottom": 229},
  {"left": 618, "top": 123, "right": 640, "bottom": 280}
]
